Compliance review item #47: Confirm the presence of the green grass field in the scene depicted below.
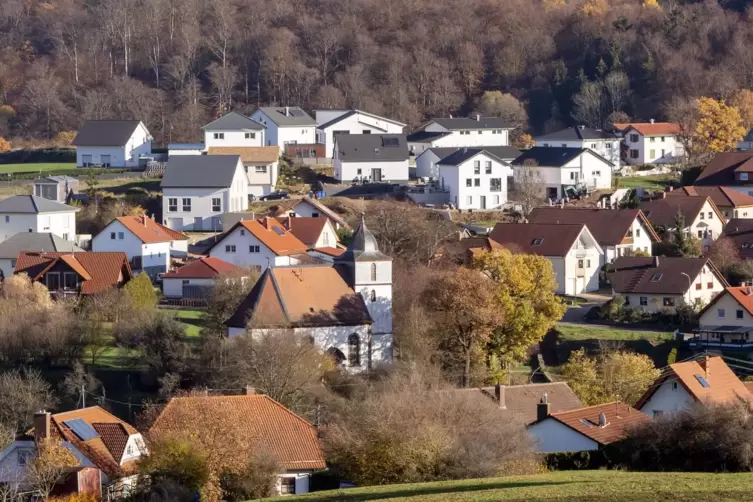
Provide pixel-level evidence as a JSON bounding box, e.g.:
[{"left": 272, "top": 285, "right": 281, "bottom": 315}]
[
  {"left": 556, "top": 322, "right": 673, "bottom": 342},
  {"left": 171, "top": 308, "right": 204, "bottom": 338},
  {"left": 616, "top": 175, "right": 676, "bottom": 191},
  {"left": 282, "top": 471, "right": 753, "bottom": 501},
  {"left": 0, "top": 162, "right": 76, "bottom": 173}
]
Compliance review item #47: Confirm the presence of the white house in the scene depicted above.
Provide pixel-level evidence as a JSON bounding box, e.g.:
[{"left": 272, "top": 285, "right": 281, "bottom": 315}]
[
  {"left": 415, "top": 145, "right": 520, "bottom": 181},
  {"left": 692, "top": 286, "right": 753, "bottom": 346},
  {"left": 0, "top": 232, "right": 83, "bottom": 279},
  {"left": 72, "top": 120, "right": 153, "bottom": 168},
  {"left": 635, "top": 356, "right": 752, "bottom": 418},
  {"left": 161, "top": 155, "right": 248, "bottom": 232},
  {"left": 92, "top": 215, "right": 189, "bottom": 278},
  {"left": 33, "top": 176, "right": 79, "bottom": 203},
  {"left": 436, "top": 148, "right": 512, "bottom": 210},
  {"left": 167, "top": 143, "right": 205, "bottom": 157},
  {"left": 536, "top": 126, "right": 621, "bottom": 170},
  {"left": 226, "top": 218, "right": 393, "bottom": 368},
  {"left": 488, "top": 223, "right": 603, "bottom": 295},
  {"left": 271, "top": 196, "right": 349, "bottom": 230},
  {"left": 207, "top": 146, "right": 280, "bottom": 198},
  {"left": 608, "top": 256, "right": 727, "bottom": 312},
  {"left": 250, "top": 106, "right": 316, "bottom": 148},
  {"left": 666, "top": 186, "right": 753, "bottom": 221},
  {"left": 528, "top": 401, "right": 650, "bottom": 453},
  {"left": 527, "top": 207, "right": 659, "bottom": 265},
  {"left": 162, "top": 256, "right": 249, "bottom": 299},
  {"left": 615, "top": 121, "right": 685, "bottom": 165},
  {"left": 407, "top": 116, "right": 514, "bottom": 154},
  {"left": 739, "top": 129, "right": 753, "bottom": 151},
  {"left": 315, "top": 109, "right": 406, "bottom": 158},
  {"left": 639, "top": 195, "right": 724, "bottom": 251},
  {"left": 209, "top": 217, "right": 309, "bottom": 271},
  {"left": 203, "top": 111, "right": 266, "bottom": 149},
  {"left": 333, "top": 134, "right": 409, "bottom": 183},
  {"left": 0, "top": 195, "right": 78, "bottom": 243},
  {"left": 511, "top": 147, "right": 613, "bottom": 201}
]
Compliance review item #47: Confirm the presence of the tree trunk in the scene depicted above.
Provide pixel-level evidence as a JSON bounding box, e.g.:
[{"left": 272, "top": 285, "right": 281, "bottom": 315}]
[{"left": 463, "top": 347, "right": 471, "bottom": 388}]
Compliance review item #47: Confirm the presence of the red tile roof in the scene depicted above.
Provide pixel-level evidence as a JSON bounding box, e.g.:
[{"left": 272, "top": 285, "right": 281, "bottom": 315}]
[
  {"left": 527, "top": 208, "right": 660, "bottom": 246},
  {"left": 214, "top": 217, "right": 308, "bottom": 256},
  {"left": 15, "top": 251, "right": 132, "bottom": 294},
  {"left": 149, "top": 395, "right": 326, "bottom": 470},
  {"left": 115, "top": 215, "right": 188, "bottom": 244},
  {"left": 699, "top": 286, "right": 753, "bottom": 319},
  {"left": 277, "top": 216, "right": 330, "bottom": 247},
  {"left": 615, "top": 122, "right": 682, "bottom": 136},
  {"left": 312, "top": 247, "right": 345, "bottom": 257},
  {"left": 489, "top": 223, "right": 591, "bottom": 256},
  {"left": 545, "top": 402, "right": 651, "bottom": 446},
  {"left": 271, "top": 197, "right": 349, "bottom": 229},
  {"left": 465, "top": 382, "right": 583, "bottom": 424},
  {"left": 666, "top": 186, "right": 753, "bottom": 208},
  {"left": 162, "top": 257, "right": 247, "bottom": 279},
  {"left": 722, "top": 218, "right": 753, "bottom": 259},
  {"left": 694, "top": 151, "right": 753, "bottom": 186}
]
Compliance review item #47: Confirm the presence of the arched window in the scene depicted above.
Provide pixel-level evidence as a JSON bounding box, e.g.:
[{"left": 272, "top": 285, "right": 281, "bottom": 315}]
[
  {"left": 370, "top": 263, "right": 377, "bottom": 281},
  {"left": 348, "top": 334, "right": 360, "bottom": 366},
  {"left": 370, "top": 289, "right": 376, "bottom": 303}
]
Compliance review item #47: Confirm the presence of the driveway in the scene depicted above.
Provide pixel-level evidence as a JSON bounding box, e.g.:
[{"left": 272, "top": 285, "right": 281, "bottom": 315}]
[{"left": 560, "top": 291, "right": 612, "bottom": 323}]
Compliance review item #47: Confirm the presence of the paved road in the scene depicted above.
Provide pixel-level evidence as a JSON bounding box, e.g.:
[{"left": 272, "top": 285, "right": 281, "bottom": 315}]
[{"left": 560, "top": 292, "right": 611, "bottom": 323}]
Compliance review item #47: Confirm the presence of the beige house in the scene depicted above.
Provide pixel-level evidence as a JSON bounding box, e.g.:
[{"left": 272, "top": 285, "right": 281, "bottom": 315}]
[
  {"left": 693, "top": 286, "right": 753, "bottom": 347},
  {"left": 640, "top": 195, "right": 724, "bottom": 251},
  {"left": 208, "top": 146, "right": 280, "bottom": 199},
  {"left": 665, "top": 186, "right": 753, "bottom": 221}
]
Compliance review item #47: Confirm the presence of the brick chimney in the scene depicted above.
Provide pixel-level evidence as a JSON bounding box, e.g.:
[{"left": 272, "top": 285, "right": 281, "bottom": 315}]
[
  {"left": 245, "top": 386, "right": 256, "bottom": 395},
  {"left": 34, "top": 411, "right": 50, "bottom": 443},
  {"left": 537, "top": 394, "right": 550, "bottom": 422},
  {"left": 653, "top": 256, "right": 659, "bottom": 267},
  {"left": 494, "top": 383, "right": 506, "bottom": 410},
  {"left": 699, "top": 355, "right": 711, "bottom": 381}
]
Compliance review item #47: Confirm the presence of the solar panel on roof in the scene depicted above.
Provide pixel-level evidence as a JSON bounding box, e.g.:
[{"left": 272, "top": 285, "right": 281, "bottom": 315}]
[
  {"left": 382, "top": 137, "right": 399, "bottom": 147},
  {"left": 272, "top": 227, "right": 285, "bottom": 236},
  {"left": 64, "top": 418, "right": 100, "bottom": 441},
  {"left": 694, "top": 374, "right": 710, "bottom": 388}
]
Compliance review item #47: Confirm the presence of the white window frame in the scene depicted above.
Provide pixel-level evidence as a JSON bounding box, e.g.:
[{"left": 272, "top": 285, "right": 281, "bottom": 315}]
[
  {"left": 168, "top": 198, "right": 178, "bottom": 212},
  {"left": 182, "top": 198, "right": 191, "bottom": 212}
]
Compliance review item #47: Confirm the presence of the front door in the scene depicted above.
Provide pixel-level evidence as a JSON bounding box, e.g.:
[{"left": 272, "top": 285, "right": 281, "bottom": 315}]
[
  {"left": 371, "top": 168, "right": 382, "bottom": 183},
  {"left": 547, "top": 187, "right": 558, "bottom": 200},
  {"left": 480, "top": 196, "right": 486, "bottom": 209},
  {"left": 193, "top": 217, "right": 203, "bottom": 231},
  {"left": 167, "top": 218, "right": 182, "bottom": 230}
]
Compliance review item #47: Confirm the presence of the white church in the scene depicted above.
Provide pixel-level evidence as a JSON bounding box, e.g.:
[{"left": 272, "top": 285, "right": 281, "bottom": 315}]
[{"left": 225, "top": 218, "right": 393, "bottom": 369}]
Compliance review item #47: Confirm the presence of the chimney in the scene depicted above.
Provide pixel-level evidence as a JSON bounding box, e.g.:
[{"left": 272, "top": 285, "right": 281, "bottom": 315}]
[
  {"left": 748, "top": 286, "right": 752, "bottom": 296},
  {"left": 650, "top": 118, "right": 655, "bottom": 124},
  {"left": 667, "top": 186, "right": 673, "bottom": 192},
  {"left": 653, "top": 256, "right": 659, "bottom": 267},
  {"left": 476, "top": 114, "right": 481, "bottom": 121},
  {"left": 598, "top": 412, "right": 608, "bottom": 427},
  {"left": 537, "top": 394, "right": 550, "bottom": 422},
  {"left": 285, "top": 106, "right": 289, "bottom": 116},
  {"left": 699, "top": 355, "right": 711, "bottom": 381},
  {"left": 143, "top": 214, "right": 147, "bottom": 226},
  {"left": 494, "top": 384, "right": 507, "bottom": 409},
  {"left": 245, "top": 386, "right": 256, "bottom": 395},
  {"left": 578, "top": 125, "right": 585, "bottom": 130},
  {"left": 661, "top": 192, "right": 667, "bottom": 199},
  {"left": 34, "top": 411, "right": 50, "bottom": 443}
]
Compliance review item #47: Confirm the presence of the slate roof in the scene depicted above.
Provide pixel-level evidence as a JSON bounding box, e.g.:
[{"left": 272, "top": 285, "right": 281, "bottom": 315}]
[
  {"left": 72, "top": 120, "right": 145, "bottom": 147},
  {"left": 722, "top": 218, "right": 753, "bottom": 259},
  {"left": 0, "top": 195, "right": 79, "bottom": 214},
  {"left": 207, "top": 146, "right": 279, "bottom": 164},
  {"left": 161, "top": 155, "right": 241, "bottom": 189},
  {"left": 226, "top": 265, "right": 372, "bottom": 329},
  {"left": 202, "top": 111, "right": 266, "bottom": 131},
  {"left": 639, "top": 196, "right": 719, "bottom": 229},
  {"left": 113, "top": 215, "right": 188, "bottom": 244},
  {"left": 615, "top": 122, "right": 682, "bottom": 136},
  {"left": 335, "top": 218, "right": 391, "bottom": 262},
  {"left": 666, "top": 186, "right": 753, "bottom": 208},
  {"left": 258, "top": 106, "right": 315, "bottom": 126},
  {"left": 527, "top": 208, "right": 659, "bottom": 246},
  {"left": 318, "top": 109, "right": 406, "bottom": 130},
  {"left": 150, "top": 395, "right": 326, "bottom": 471},
  {"left": 0, "top": 232, "right": 84, "bottom": 260},
  {"left": 607, "top": 256, "right": 727, "bottom": 295},
  {"left": 430, "top": 117, "right": 512, "bottom": 130},
  {"left": 334, "top": 134, "right": 409, "bottom": 162},
  {"left": 15, "top": 251, "right": 132, "bottom": 294},
  {"left": 420, "top": 146, "right": 520, "bottom": 163},
  {"left": 540, "top": 402, "right": 650, "bottom": 446},
  {"left": 468, "top": 382, "right": 583, "bottom": 425},
  {"left": 488, "top": 223, "right": 589, "bottom": 257},
  {"left": 694, "top": 152, "right": 753, "bottom": 186},
  {"left": 406, "top": 130, "right": 451, "bottom": 143},
  {"left": 511, "top": 147, "right": 614, "bottom": 168},
  {"left": 277, "top": 216, "right": 330, "bottom": 247},
  {"left": 162, "top": 257, "right": 247, "bottom": 279},
  {"left": 436, "top": 148, "right": 508, "bottom": 166},
  {"left": 536, "top": 126, "right": 618, "bottom": 142}
]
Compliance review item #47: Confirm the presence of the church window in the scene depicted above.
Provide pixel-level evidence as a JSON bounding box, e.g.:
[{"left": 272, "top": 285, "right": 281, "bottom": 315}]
[
  {"left": 348, "top": 334, "right": 360, "bottom": 366},
  {"left": 370, "top": 263, "right": 377, "bottom": 281},
  {"left": 370, "top": 290, "right": 376, "bottom": 302}
]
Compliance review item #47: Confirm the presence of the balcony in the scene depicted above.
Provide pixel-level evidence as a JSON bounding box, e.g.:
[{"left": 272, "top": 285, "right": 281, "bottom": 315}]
[{"left": 677, "top": 327, "right": 753, "bottom": 350}]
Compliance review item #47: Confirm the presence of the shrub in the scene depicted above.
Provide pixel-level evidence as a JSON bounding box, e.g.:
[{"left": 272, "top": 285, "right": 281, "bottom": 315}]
[
  {"left": 139, "top": 436, "right": 211, "bottom": 494},
  {"left": 53, "top": 131, "right": 77, "bottom": 147},
  {"left": 221, "top": 451, "right": 279, "bottom": 501},
  {"left": 0, "top": 137, "right": 10, "bottom": 153},
  {"left": 666, "top": 347, "right": 677, "bottom": 365},
  {"left": 123, "top": 273, "right": 158, "bottom": 310}
]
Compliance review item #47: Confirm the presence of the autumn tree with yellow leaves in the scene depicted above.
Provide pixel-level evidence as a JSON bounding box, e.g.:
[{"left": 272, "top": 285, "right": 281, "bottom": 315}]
[
  {"left": 694, "top": 97, "right": 746, "bottom": 155},
  {"left": 0, "top": 137, "right": 10, "bottom": 153}
]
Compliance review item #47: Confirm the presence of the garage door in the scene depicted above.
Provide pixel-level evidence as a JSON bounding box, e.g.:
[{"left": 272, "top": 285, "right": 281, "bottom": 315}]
[{"left": 167, "top": 218, "right": 182, "bottom": 230}]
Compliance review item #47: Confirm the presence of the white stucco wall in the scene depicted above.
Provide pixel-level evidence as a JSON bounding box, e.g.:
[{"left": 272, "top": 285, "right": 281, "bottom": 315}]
[
  {"left": 0, "top": 258, "right": 15, "bottom": 278},
  {"left": 624, "top": 131, "right": 684, "bottom": 165},
  {"left": 438, "top": 153, "right": 510, "bottom": 210},
  {"left": 415, "top": 150, "right": 442, "bottom": 179},
  {"left": 424, "top": 122, "right": 510, "bottom": 147},
  {"left": 318, "top": 113, "right": 404, "bottom": 157},
  {"left": 204, "top": 129, "right": 264, "bottom": 148},
  {"left": 512, "top": 151, "right": 612, "bottom": 201},
  {"left": 163, "top": 277, "right": 216, "bottom": 298},
  {"left": 538, "top": 138, "right": 621, "bottom": 169},
  {"left": 334, "top": 159, "right": 409, "bottom": 183},
  {"left": 619, "top": 264, "right": 724, "bottom": 312},
  {"left": 688, "top": 201, "right": 724, "bottom": 250},
  {"left": 76, "top": 122, "right": 152, "bottom": 168},
  {"left": 76, "top": 146, "right": 127, "bottom": 168},
  {"left": 244, "top": 160, "right": 278, "bottom": 197},
  {"left": 209, "top": 225, "right": 288, "bottom": 270},
  {"left": 0, "top": 211, "right": 77, "bottom": 242},
  {"left": 528, "top": 418, "right": 600, "bottom": 453},
  {"left": 638, "top": 380, "right": 694, "bottom": 416},
  {"left": 699, "top": 292, "right": 753, "bottom": 330},
  {"left": 563, "top": 239, "right": 602, "bottom": 294},
  {"left": 92, "top": 219, "right": 142, "bottom": 259}
]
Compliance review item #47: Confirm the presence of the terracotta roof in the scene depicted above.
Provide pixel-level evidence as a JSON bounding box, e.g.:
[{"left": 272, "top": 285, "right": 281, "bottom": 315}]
[
  {"left": 608, "top": 256, "right": 727, "bottom": 295},
  {"left": 489, "top": 223, "right": 591, "bottom": 257},
  {"left": 666, "top": 186, "right": 753, "bottom": 208},
  {"left": 745, "top": 382, "right": 753, "bottom": 394},
  {"left": 150, "top": 395, "right": 326, "bottom": 470},
  {"left": 114, "top": 215, "right": 188, "bottom": 243},
  {"left": 639, "top": 196, "right": 720, "bottom": 229},
  {"left": 616, "top": 122, "right": 682, "bottom": 136},
  {"left": 213, "top": 217, "right": 308, "bottom": 257},
  {"left": 636, "top": 356, "right": 752, "bottom": 410},
  {"left": 277, "top": 216, "right": 329, "bottom": 247},
  {"left": 92, "top": 423, "right": 130, "bottom": 463},
  {"left": 698, "top": 286, "right": 753, "bottom": 320},
  {"left": 207, "top": 146, "right": 279, "bottom": 164},
  {"left": 467, "top": 382, "right": 583, "bottom": 424},
  {"left": 722, "top": 218, "right": 753, "bottom": 259},
  {"left": 527, "top": 208, "right": 659, "bottom": 246},
  {"left": 311, "top": 247, "right": 345, "bottom": 257},
  {"left": 544, "top": 402, "right": 650, "bottom": 446},
  {"left": 226, "top": 265, "right": 371, "bottom": 329},
  {"left": 162, "top": 257, "right": 248, "bottom": 279},
  {"left": 15, "top": 252, "right": 132, "bottom": 294},
  {"left": 694, "top": 152, "right": 753, "bottom": 186}
]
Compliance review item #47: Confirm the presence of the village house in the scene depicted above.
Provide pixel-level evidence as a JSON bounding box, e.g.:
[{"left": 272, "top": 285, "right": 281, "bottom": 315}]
[
  {"left": 333, "top": 134, "right": 409, "bottom": 183},
  {"left": 72, "top": 120, "right": 153, "bottom": 168},
  {"left": 226, "top": 218, "right": 393, "bottom": 368},
  {"left": 149, "top": 394, "right": 325, "bottom": 495},
  {"left": 33, "top": 176, "right": 79, "bottom": 204},
  {"left": 635, "top": 356, "right": 752, "bottom": 417},
  {"left": 666, "top": 186, "right": 753, "bottom": 220},
  {"left": 0, "top": 232, "right": 83, "bottom": 279},
  {"left": 314, "top": 109, "right": 406, "bottom": 159},
  {"left": 161, "top": 155, "right": 248, "bottom": 231},
  {"left": 407, "top": 116, "right": 514, "bottom": 154},
  {"left": 639, "top": 195, "right": 724, "bottom": 251},
  {"left": 250, "top": 106, "right": 317, "bottom": 149},
  {"left": 414, "top": 145, "right": 520, "bottom": 181},
  {"left": 435, "top": 148, "right": 512, "bottom": 210},
  {"left": 722, "top": 218, "right": 753, "bottom": 259},
  {"left": 488, "top": 223, "right": 603, "bottom": 295},
  {"left": 535, "top": 126, "right": 622, "bottom": 170},
  {"left": 92, "top": 215, "right": 189, "bottom": 278},
  {"left": 528, "top": 400, "right": 650, "bottom": 453},
  {"left": 0, "top": 195, "right": 78, "bottom": 243},
  {"left": 510, "top": 147, "right": 613, "bottom": 201},
  {"left": 14, "top": 251, "right": 132, "bottom": 297},
  {"left": 270, "top": 196, "right": 349, "bottom": 230},
  {"left": 207, "top": 146, "right": 280, "bottom": 199},
  {"left": 162, "top": 257, "right": 249, "bottom": 300},
  {"left": 203, "top": 111, "right": 266, "bottom": 149},
  {"left": 527, "top": 207, "right": 658, "bottom": 265},
  {"left": 739, "top": 129, "right": 753, "bottom": 151},
  {"left": 0, "top": 407, "right": 147, "bottom": 498},
  {"left": 692, "top": 286, "right": 753, "bottom": 348},
  {"left": 277, "top": 216, "right": 339, "bottom": 249},
  {"left": 693, "top": 151, "right": 753, "bottom": 196},
  {"left": 209, "top": 217, "right": 309, "bottom": 271},
  {"left": 614, "top": 121, "right": 684, "bottom": 165},
  {"left": 607, "top": 256, "right": 727, "bottom": 312}
]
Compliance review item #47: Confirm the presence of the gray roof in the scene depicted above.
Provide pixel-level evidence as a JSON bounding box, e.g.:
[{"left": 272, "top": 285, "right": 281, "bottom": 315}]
[
  {"left": 161, "top": 155, "right": 242, "bottom": 189},
  {"left": 319, "top": 109, "right": 406, "bottom": 130},
  {"left": 334, "top": 134, "right": 409, "bottom": 163},
  {"left": 202, "top": 111, "right": 266, "bottom": 131},
  {"left": 0, "top": 195, "right": 79, "bottom": 214},
  {"left": 35, "top": 176, "right": 79, "bottom": 185},
  {"left": 72, "top": 120, "right": 146, "bottom": 147},
  {"left": 536, "top": 126, "right": 619, "bottom": 142},
  {"left": 0, "top": 232, "right": 84, "bottom": 260},
  {"left": 430, "top": 117, "right": 512, "bottom": 131},
  {"left": 336, "top": 218, "right": 391, "bottom": 262},
  {"left": 437, "top": 148, "right": 508, "bottom": 166},
  {"left": 511, "top": 147, "right": 614, "bottom": 168},
  {"left": 258, "top": 107, "right": 315, "bottom": 126},
  {"left": 407, "top": 131, "right": 451, "bottom": 143},
  {"left": 482, "top": 146, "right": 522, "bottom": 160}
]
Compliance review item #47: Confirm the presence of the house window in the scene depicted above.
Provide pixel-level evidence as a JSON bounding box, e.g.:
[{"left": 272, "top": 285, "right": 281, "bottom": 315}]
[
  {"left": 695, "top": 283, "right": 702, "bottom": 290},
  {"left": 630, "top": 134, "right": 639, "bottom": 142},
  {"left": 636, "top": 229, "right": 641, "bottom": 238},
  {"left": 110, "top": 232, "right": 116, "bottom": 240},
  {"left": 466, "top": 179, "right": 472, "bottom": 187},
  {"left": 100, "top": 154, "right": 111, "bottom": 167},
  {"left": 587, "top": 259, "right": 591, "bottom": 267},
  {"left": 650, "top": 137, "right": 656, "bottom": 143},
  {"left": 182, "top": 198, "right": 191, "bottom": 212},
  {"left": 370, "top": 289, "right": 376, "bottom": 302},
  {"left": 245, "top": 132, "right": 255, "bottom": 139},
  {"left": 46, "top": 272, "right": 61, "bottom": 291},
  {"left": 649, "top": 149, "right": 655, "bottom": 159},
  {"left": 672, "top": 382, "right": 678, "bottom": 390},
  {"left": 742, "top": 173, "right": 750, "bottom": 181},
  {"left": 593, "top": 171, "right": 601, "bottom": 177},
  {"left": 738, "top": 310, "right": 744, "bottom": 319},
  {"left": 663, "top": 297, "right": 675, "bottom": 307},
  {"left": 212, "top": 198, "right": 221, "bottom": 212},
  {"left": 630, "top": 149, "right": 639, "bottom": 159},
  {"left": 640, "top": 297, "right": 648, "bottom": 306},
  {"left": 474, "top": 179, "right": 480, "bottom": 187},
  {"left": 370, "top": 263, "right": 377, "bottom": 281},
  {"left": 699, "top": 212, "right": 704, "bottom": 220},
  {"left": 708, "top": 212, "right": 712, "bottom": 219},
  {"left": 323, "top": 232, "right": 329, "bottom": 245},
  {"left": 357, "top": 168, "right": 362, "bottom": 175},
  {"left": 168, "top": 198, "right": 178, "bottom": 212},
  {"left": 348, "top": 334, "right": 360, "bottom": 366},
  {"left": 485, "top": 161, "right": 492, "bottom": 174},
  {"left": 466, "top": 196, "right": 472, "bottom": 205},
  {"left": 116, "top": 232, "right": 123, "bottom": 240},
  {"left": 473, "top": 161, "right": 480, "bottom": 174},
  {"left": 718, "top": 308, "right": 726, "bottom": 318},
  {"left": 490, "top": 178, "right": 502, "bottom": 192},
  {"left": 3, "top": 215, "right": 7, "bottom": 223},
  {"left": 578, "top": 259, "right": 584, "bottom": 268},
  {"left": 240, "top": 229, "right": 245, "bottom": 236},
  {"left": 697, "top": 230, "right": 703, "bottom": 238},
  {"left": 214, "top": 132, "right": 224, "bottom": 140},
  {"left": 653, "top": 410, "right": 663, "bottom": 418},
  {"left": 707, "top": 282, "right": 713, "bottom": 289},
  {"left": 255, "top": 166, "right": 267, "bottom": 173},
  {"left": 63, "top": 272, "right": 77, "bottom": 290},
  {"left": 280, "top": 477, "right": 296, "bottom": 495},
  {"left": 249, "top": 245, "right": 260, "bottom": 253},
  {"left": 82, "top": 154, "right": 93, "bottom": 167},
  {"left": 17, "top": 449, "right": 33, "bottom": 466},
  {"left": 225, "top": 245, "right": 236, "bottom": 253},
  {"left": 661, "top": 136, "right": 666, "bottom": 142}
]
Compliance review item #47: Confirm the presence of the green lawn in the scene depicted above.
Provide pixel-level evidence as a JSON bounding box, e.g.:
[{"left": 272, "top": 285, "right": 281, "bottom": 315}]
[
  {"left": 616, "top": 175, "right": 676, "bottom": 191},
  {"left": 556, "top": 322, "right": 673, "bottom": 342},
  {"left": 281, "top": 471, "right": 753, "bottom": 501},
  {"left": 0, "top": 162, "right": 76, "bottom": 173},
  {"left": 171, "top": 308, "right": 204, "bottom": 339}
]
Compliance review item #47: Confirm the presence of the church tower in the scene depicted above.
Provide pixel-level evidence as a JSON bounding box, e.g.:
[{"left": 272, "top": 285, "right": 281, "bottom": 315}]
[{"left": 336, "top": 217, "right": 393, "bottom": 363}]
